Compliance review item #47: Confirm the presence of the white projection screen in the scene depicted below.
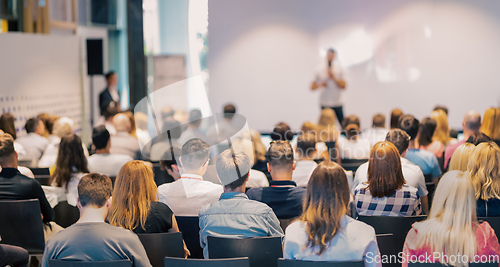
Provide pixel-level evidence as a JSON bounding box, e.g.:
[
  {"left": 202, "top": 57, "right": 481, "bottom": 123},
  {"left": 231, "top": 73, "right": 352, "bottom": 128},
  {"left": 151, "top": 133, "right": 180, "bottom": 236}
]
[{"left": 208, "top": 0, "right": 500, "bottom": 132}]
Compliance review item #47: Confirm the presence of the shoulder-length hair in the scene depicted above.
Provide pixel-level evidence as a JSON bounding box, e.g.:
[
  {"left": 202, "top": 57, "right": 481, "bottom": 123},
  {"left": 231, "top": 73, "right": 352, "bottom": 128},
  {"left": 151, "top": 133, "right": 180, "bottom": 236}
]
[
  {"left": 51, "top": 134, "right": 89, "bottom": 188},
  {"left": 448, "top": 143, "right": 476, "bottom": 172},
  {"left": 250, "top": 129, "right": 266, "bottom": 163},
  {"left": 430, "top": 110, "right": 451, "bottom": 145},
  {"left": 300, "top": 161, "right": 350, "bottom": 255},
  {"left": 367, "top": 141, "right": 405, "bottom": 198},
  {"left": 417, "top": 118, "right": 436, "bottom": 147},
  {"left": 468, "top": 141, "right": 500, "bottom": 201},
  {"left": 481, "top": 107, "right": 500, "bottom": 140},
  {"left": 414, "top": 171, "right": 476, "bottom": 263},
  {"left": 108, "top": 160, "right": 158, "bottom": 231},
  {"left": 317, "top": 109, "right": 338, "bottom": 142},
  {"left": 0, "top": 113, "right": 16, "bottom": 140}
]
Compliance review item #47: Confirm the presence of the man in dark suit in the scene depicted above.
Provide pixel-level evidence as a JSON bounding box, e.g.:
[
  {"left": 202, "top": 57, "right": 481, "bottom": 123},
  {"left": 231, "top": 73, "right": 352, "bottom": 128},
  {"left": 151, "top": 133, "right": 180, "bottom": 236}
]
[{"left": 99, "top": 71, "right": 121, "bottom": 116}]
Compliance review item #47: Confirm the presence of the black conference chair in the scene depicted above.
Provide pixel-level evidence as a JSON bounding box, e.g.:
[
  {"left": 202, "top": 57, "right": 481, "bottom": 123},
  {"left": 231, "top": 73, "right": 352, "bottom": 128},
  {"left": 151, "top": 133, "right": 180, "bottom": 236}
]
[
  {"left": 49, "top": 259, "right": 131, "bottom": 267},
  {"left": 278, "top": 259, "right": 364, "bottom": 267},
  {"left": 207, "top": 236, "right": 283, "bottom": 267},
  {"left": 478, "top": 217, "right": 500, "bottom": 239},
  {"left": 423, "top": 174, "right": 433, "bottom": 183},
  {"left": 54, "top": 201, "right": 80, "bottom": 228},
  {"left": 176, "top": 216, "right": 203, "bottom": 259},
  {"left": 30, "top": 167, "right": 50, "bottom": 176},
  {"left": 0, "top": 199, "right": 45, "bottom": 254},
  {"left": 358, "top": 215, "right": 426, "bottom": 255},
  {"left": 341, "top": 158, "right": 368, "bottom": 173},
  {"left": 164, "top": 256, "right": 249, "bottom": 267},
  {"left": 137, "top": 232, "right": 184, "bottom": 267},
  {"left": 109, "top": 176, "right": 117, "bottom": 186},
  {"left": 376, "top": 234, "right": 398, "bottom": 267},
  {"left": 409, "top": 263, "right": 497, "bottom": 266}
]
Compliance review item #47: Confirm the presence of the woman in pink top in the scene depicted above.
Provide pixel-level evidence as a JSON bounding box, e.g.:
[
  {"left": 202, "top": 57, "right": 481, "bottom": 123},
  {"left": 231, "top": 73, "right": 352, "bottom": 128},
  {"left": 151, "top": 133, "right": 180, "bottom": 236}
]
[
  {"left": 402, "top": 170, "right": 500, "bottom": 267},
  {"left": 417, "top": 118, "right": 444, "bottom": 158}
]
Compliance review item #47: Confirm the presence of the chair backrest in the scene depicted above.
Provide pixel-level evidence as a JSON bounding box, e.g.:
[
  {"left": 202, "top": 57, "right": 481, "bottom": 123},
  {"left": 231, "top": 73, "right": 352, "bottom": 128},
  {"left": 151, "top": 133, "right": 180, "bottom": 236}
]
[
  {"left": 164, "top": 256, "right": 249, "bottom": 267},
  {"left": 48, "top": 259, "right": 131, "bottom": 267},
  {"left": 478, "top": 217, "right": 500, "bottom": 237},
  {"left": 376, "top": 234, "right": 397, "bottom": 265},
  {"left": 207, "top": 236, "right": 283, "bottom": 267},
  {"left": 30, "top": 167, "right": 50, "bottom": 176},
  {"left": 409, "top": 263, "right": 498, "bottom": 266},
  {"left": 341, "top": 159, "right": 368, "bottom": 173},
  {"left": 278, "top": 259, "right": 364, "bottom": 267},
  {"left": 54, "top": 201, "right": 80, "bottom": 228},
  {"left": 0, "top": 199, "right": 45, "bottom": 253},
  {"left": 175, "top": 216, "right": 203, "bottom": 259},
  {"left": 35, "top": 176, "right": 51, "bottom": 186},
  {"left": 358, "top": 215, "right": 426, "bottom": 254},
  {"left": 137, "top": 232, "right": 184, "bottom": 267},
  {"left": 423, "top": 174, "right": 433, "bottom": 183}
]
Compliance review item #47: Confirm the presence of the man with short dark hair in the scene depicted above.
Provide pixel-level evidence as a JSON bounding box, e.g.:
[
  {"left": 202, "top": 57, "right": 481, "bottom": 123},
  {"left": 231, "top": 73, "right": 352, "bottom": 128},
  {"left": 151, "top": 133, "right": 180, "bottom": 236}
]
[
  {"left": 291, "top": 134, "right": 317, "bottom": 187},
  {"left": 87, "top": 126, "right": 133, "bottom": 177},
  {"left": 177, "top": 109, "right": 207, "bottom": 146},
  {"left": 15, "top": 118, "right": 49, "bottom": 161},
  {"left": 206, "top": 104, "right": 239, "bottom": 144},
  {"left": 247, "top": 141, "right": 305, "bottom": 219},
  {"left": 158, "top": 138, "right": 223, "bottom": 216},
  {"left": 199, "top": 150, "right": 283, "bottom": 258},
  {"left": 41, "top": 173, "right": 151, "bottom": 267},
  {"left": 159, "top": 144, "right": 182, "bottom": 181},
  {"left": 398, "top": 115, "right": 441, "bottom": 180},
  {"left": 360, "top": 114, "right": 388, "bottom": 147}
]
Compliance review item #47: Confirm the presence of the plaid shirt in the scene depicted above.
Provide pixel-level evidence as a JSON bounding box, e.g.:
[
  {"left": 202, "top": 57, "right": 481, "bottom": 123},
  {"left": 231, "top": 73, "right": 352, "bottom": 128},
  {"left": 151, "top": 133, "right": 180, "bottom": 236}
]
[{"left": 354, "top": 183, "right": 421, "bottom": 217}]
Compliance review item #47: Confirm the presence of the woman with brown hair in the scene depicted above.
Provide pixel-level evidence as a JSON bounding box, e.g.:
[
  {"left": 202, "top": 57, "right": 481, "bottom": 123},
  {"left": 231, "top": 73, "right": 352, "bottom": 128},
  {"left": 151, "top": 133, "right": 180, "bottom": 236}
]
[
  {"left": 354, "top": 141, "right": 421, "bottom": 216},
  {"left": 0, "top": 113, "right": 27, "bottom": 159},
  {"left": 284, "top": 161, "right": 380, "bottom": 266},
  {"left": 417, "top": 117, "right": 444, "bottom": 158},
  {"left": 481, "top": 107, "right": 500, "bottom": 146}
]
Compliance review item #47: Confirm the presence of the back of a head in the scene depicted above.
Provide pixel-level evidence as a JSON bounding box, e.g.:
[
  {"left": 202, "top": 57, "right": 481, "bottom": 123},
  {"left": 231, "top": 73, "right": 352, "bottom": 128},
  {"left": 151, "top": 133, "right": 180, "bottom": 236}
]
[
  {"left": 216, "top": 149, "right": 250, "bottom": 190},
  {"left": 433, "top": 105, "right": 449, "bottom": 115},
  {"left": 270, "top": 122, "right": 294, "bottom": 141},
  {"left": 449, "top": 143, "right": 476, "bottom": 172},
  {"left": 318, "top": 108, "right": 336, "bottom": 128},
  {"left": 231, "top": 138, "right": 255, "bottom": 165},
  {"left": 385, "top": 129, "right": 410, "bottom": 155},
  {"left": 0, "top": 113, "right": 16, "bottom": 139},
  {"left": 223, "top": 104, "right": 236, "bottom": 120},
  {"left": 300, "top": 161, "right": 350, "bottom": 255},
  {"left": 181, "top": 138, "right": 210, "bottom": 171},
  {"left": 390, "top": 109, "right": 403, "bottom": 129},
  {"left": 367, "top": 141, "right": 405, "bottom": 198},
  {"left": 161, "top": 106, "right": 175, "bottom": 121},
  {"left": 372, "top": 114, "right": 386, "bottom": 128},
  {"left": 342, "top": 115, "right": 360, "bottom": 129},
  {"left": 188, "top": 109, "right": 202, "bottom": 126},
  {"left": 46, "top": 116, "right": 60, "bottom": 135},
  {"left": 109, "top": 160, "right": 157, "bottom": 230},
  {"left": 161, "top": 118, "right": 182, "bottom": 140},
  {"left": 52, "top": 117, "right": 74, "bottom": 138},
  {"left": 300, "top": 122, "right": 318, "bottom": 135},
  {"left": 466, "top": 132, "right": 491, "bottom": 146},
  {"left": 266, "top": 140, "right": 294, "bottom": 171},
  {"left": 25, "top": 118, "right": 41, "bottom": 134},
  {"left": 417, "top": 118, "right": 437, "bottom": 147},
  {"left": 463, "top": 110, "right": 481, "bottom": 132},
  {"left": 53, "top": 134, "right": 89, "bottom": 187},
  {"left": 134, "top": 112, "right": 149, "bottom": 130},
  {"left": 113, "top": 113, "right": 131, "bottom": 133},
  {"left": 92, "top": 125, "right": 110, "bottom": 150},
  {"left": 467, "top": 141, "right": 500, "bottom": 201},
  {"left": 160, "top": 144, "right": 182, "bottom": 170},
  {"left": 481, "top": 107, "right": 500, "bottom": 140},
  {"left": 78, "top": 173, "right": 113, "bottom": 208},
  {"left": 0, "top": 133, "right": 15, "bottom": 165},
  {"left": 430, "top": 110, "right": 450, "bottom": 145},
  {"left": 398, "top": 114, "right": 419, "bottom": 140},
  {"left": 249, "top": 129, "right": 266, "bottom": 162},
  {"left": 296, "top": 133, "right": 317, "bottom": 158},
  {"left": 345, "top": 124, "right": 360, "bottom": 140}
]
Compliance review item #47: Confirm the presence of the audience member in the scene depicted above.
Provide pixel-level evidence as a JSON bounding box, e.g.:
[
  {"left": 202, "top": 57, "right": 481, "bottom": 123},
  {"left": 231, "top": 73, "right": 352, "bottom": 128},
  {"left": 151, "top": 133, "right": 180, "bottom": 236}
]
[
  {"left": 15, "top": 118, "right": 49, "bottom": 161},
  {"left": 177, "top": 109, "right": 207, "bottom": 146},
  {"left": 360, "top": 114, "right": 388, "bottom": 147},
  {"left": 448, "top": 143, "right": 476, "bottom": 172},
  {"left": 87, "top": 126, "right": 133, "bottom": 177},
  {"left": 284, "top": 162, "right": 380, "bottom": 266},
  {"left": 354, "top": 141, "right": 421, "bottom": 216},
  {"left": 300, "top": 121, "right": 318, "bottom": 135},
  {"left": 247, "top": 140, "right": 305, "bottom": 219},
  {"left": 337, "top": 123, "right": 370, "bottom": 159},
  {"left": 270, "top": 122, "right": 294, "bottom": 142},
  {"left": 417, "top": 117, "right": 443, "bottom": 158},
  {"left": 157, "top": 138, "right": 223, "bottom": 216},
  {"left": 431, "top": 109, "right": 455, "bottom": 148},
  {"left": 292, "top": 133, "right": 318, "bottom": 187},
  {"left": 150, "top": 118, "right": 182, "bottom": 161},
  {"left": 41, "top": 173, "right": 152, "bottom": 267},
  {"left": 99, "top": 71, "right": 121, "bottom": 116},
  {"left": 159, "top": 144, "right": 182, "bottom": 180},
  {"left": 390, "top": 108, "right": 403, "bottom": 129},
  {"left": 353, "top": 129, "right": 429, "bottom": 213},
  {"left": 466, "top": 131, "right": 491, "bottom": 146},
  {"left": 317, "top": 109, "right": 339, "bottom": 161},
  {"left": 0, "top": 244, "right": 29, "bottom": 267},
  {"left": 402, "top": 171, "right": 500, "bottom": 266},
  {"left": 36, "top": 113, "right": 50, "bottom": 137},
  {"left": 111, "top": 113, "right": 141, "bottom": 159},
  {"left": 45, "top": 115, "right": 60, "bottom": 143},
  {"left": 481, "top": 107, "right": 500, "bottom": 146},
  {"left": 249, "top": 129, "right": 271, "bottom": 180},
  {"left": 468, "top": 142, "right": 500, "bottom": 217},
  {"left": 0, "top": 113, "right": 26, "bottom": 159},
  {"left": 206, "top": 104, "right": 238, "bottom": 144},
  {"left": 50, "top": 134, "right": 89, "bottom": 207},
  {"left": 134, "top": 112, "right": 152, "bottom": 152},
  {"left": 443, "top": 110, "right": 481, "bottom": 169},
  {"left": 231, "top": 138, "right": 268, "bottom": 188},
  {"left": 398, "top": 115, "right": 442, "bottom": 181},
  {"left": 199, "top": 149, "right": 283, "bottom": 258}
]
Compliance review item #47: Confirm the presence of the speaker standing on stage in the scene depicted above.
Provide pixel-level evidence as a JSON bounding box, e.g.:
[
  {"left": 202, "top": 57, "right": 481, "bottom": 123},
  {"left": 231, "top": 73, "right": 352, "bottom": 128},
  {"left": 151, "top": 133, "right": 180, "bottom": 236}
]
[
  {"left": 99, "top": 71, "right": 121, "bottom": 116},
  {"left": 311, "top": 48, "right": 347, "bottom": 125}
]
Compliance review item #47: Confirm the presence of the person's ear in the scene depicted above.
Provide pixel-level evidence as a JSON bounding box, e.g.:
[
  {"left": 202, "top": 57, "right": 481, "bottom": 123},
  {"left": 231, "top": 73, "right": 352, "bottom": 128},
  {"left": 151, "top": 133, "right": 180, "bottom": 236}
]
[
  {"left": 292, "top": 161, "right": 296, "bottom": 171},
  {"left": 267, "top": 162, "right": 272, "bottom": 173},
  {"left": 76, "top": 198, "right": 82, "bottom": 209},
  {"left": 172, "top": 164, "right": 180, "bottom": 174},
  {"left": 178, "top": 156, "right": 183, "bottom": 167}
]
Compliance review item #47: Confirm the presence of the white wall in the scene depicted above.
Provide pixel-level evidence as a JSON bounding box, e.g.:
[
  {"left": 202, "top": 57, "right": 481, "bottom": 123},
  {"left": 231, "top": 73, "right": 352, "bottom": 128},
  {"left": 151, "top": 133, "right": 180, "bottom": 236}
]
[{"left": 208, "top": 0, "right": 500, "bottom": 131}]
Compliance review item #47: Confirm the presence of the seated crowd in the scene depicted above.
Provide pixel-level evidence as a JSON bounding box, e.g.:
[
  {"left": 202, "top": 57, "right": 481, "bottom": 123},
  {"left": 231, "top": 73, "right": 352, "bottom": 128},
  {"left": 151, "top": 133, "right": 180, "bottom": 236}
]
[{"left": 0, "top": 104, "right": 499, "bottom": 267}]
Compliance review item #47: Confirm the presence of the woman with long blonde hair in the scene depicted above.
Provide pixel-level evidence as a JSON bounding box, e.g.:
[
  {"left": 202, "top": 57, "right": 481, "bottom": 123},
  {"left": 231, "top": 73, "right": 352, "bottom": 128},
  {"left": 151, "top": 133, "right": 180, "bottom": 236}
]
[
  {"left": 430, "top": 110, "right": 453, "bottom": 146},
  {"left": 481, "top": 107, "right": 500, "bottom": 143},
  {"left": 249, "top": 129, "right": 270, "bottom": 180},
  {"left": 402, "top": 171, "right": 500, "bottom": 266},
  {"left": 468, "top": 141, "right": 500, "bottom": 217},
  {"left": 448, "top": 143, "right": 476, "bottom": 172},
  {"left": 284, "top": 162, "right": 380, "bottom": 266}
]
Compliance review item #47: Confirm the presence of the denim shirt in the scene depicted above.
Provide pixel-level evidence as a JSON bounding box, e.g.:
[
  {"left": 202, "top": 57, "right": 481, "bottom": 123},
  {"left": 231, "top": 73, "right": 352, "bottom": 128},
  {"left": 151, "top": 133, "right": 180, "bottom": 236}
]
[{"left": 199, "top": 192, "right": 284, "bottom": 258}]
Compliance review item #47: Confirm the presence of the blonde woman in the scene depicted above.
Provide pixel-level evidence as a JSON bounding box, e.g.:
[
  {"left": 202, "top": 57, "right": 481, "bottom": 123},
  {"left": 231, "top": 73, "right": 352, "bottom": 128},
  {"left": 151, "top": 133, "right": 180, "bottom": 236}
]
[
  {"left": 430, "top": 110, "right": 454, "bottom": 146},
  {"left": 249, "top": 129, "right": 270, "bottom": 180},
  {"left": 468, "top": 142, "right": 500, "bottom": 217},
  {"left": 481, "top": 107, "right": 500, "bottom": 144},
  {"left": 402, "top": 171, "right": 500, "bottom": 266},
  {"left": 448, "top": 143, "right": 476, "bottom": 172},
  {"left": 317, "top": 108, "right": 340, "bottom": 162}
]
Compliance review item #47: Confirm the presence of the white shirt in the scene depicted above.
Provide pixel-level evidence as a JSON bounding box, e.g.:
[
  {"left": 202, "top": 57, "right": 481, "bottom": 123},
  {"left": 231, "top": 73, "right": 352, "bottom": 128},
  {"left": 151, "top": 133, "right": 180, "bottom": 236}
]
[
  {"left": 337, "top": 136, "right": 371, "bottom": 159},
  {"left": 157, "top": 174, "right": 223, "bottom": 216},
  {"left": 48, "top": 172, "right": 86, "bottom": 207},
  {"left": 87, "top": 153, "right": 133, "bottom": 177},
  {"left": 360, "top": 128, "right": 389, "bottom": 148},
  {"left": 16, "top": 133, "right": 49, "bottom": 161},
  {"left": 351, "top": 157, "right": 428, "bottom": 197},
  {"left": 314, "top": 61, "right": 345, "bottom": 107},
  {"left": 292, "top": 161, "right": 318, "bottom": 187},
  {"left": 284, "top": 216, "right": 381, "bottom": 267},
  {"left": 246, "top": 169, "right": 269, "bottom": 188},
  {"left": 38, "top": 137, "right": 89, "bottom": 168}
]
